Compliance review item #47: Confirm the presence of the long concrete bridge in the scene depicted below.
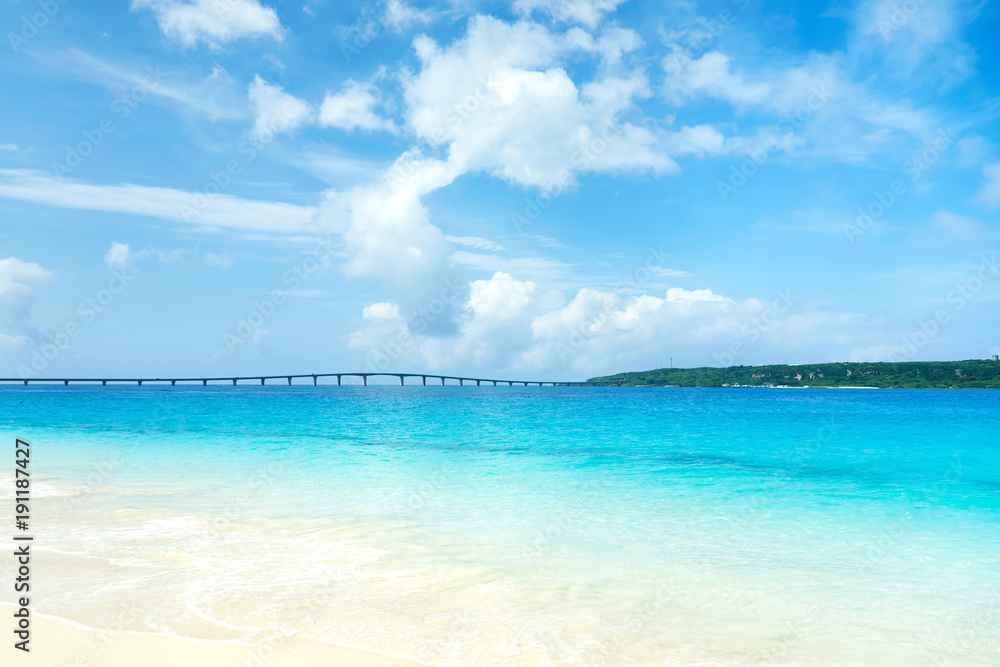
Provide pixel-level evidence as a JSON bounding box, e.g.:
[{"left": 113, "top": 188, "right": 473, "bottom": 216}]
[{"left": 0, "top": 373, "right": 621, "bottom": 387}]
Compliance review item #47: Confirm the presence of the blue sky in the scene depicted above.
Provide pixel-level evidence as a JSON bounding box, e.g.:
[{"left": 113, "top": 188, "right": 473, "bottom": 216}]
[{"left": 1, "top": 0, "right": 998, "bottom": 380}]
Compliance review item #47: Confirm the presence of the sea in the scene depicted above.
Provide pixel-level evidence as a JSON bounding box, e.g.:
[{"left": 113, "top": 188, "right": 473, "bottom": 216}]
[{"left": 2, "top": 385, "right": 998, "bottom": 665}]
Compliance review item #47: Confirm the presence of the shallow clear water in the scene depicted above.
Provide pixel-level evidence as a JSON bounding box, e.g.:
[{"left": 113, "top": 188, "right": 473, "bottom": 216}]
[{"left": 2, "top": 386, "right": 998, "bottom": 665}]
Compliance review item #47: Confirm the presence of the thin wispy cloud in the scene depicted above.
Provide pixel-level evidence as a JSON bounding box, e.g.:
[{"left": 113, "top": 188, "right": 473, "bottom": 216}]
[{"left": 0, "top": 170, "right": 315, "bottom": 234}]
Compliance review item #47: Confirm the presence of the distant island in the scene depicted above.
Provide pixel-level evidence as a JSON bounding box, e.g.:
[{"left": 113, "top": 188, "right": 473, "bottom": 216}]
[{"left": 588, "top": 360, "right": 1000, "bottom": 389}]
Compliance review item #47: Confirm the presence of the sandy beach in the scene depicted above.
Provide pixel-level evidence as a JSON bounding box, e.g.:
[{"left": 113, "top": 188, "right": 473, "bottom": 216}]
[{"left": 2, "top": 606, "right": 423, "bottom": 667}]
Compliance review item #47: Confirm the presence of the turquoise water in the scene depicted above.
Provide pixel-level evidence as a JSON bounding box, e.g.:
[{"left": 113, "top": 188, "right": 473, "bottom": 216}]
[{"left": 2, "top": 386, "right": 999, "bottom": 665}]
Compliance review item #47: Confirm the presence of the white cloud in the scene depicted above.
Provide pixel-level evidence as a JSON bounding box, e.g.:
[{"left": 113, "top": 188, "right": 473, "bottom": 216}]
[
  {"left": 157, "top": 247, "right": 191, "bottom": 265},
  {"left": 405, "top": 16, "right": 670, "bottom": 190},
  {"left": 468, "top": 271, "right": 537, "bottom": 321},
  {"left": 105, "top": 243, "right": 132, "bottom": 272},
  {"left": 319, "top": 79, "right": 396, "bottom": 133},
  {"left": 663, "top": 287, "right": 730, "bottom": 303},
  {"left": 0, "top": 258, "right": 50, "bottom": 288},
  {"left": 532, "top": 236, "right": 566, "bottom": 249},
  {"left": 383, "top": 0, "right": 432, "bottom": 33},
  {"left": 663, "top": 48, "right": 770, "bottom": 106},
  {"left": 349, "top": 274, "right": 881, "bottom": 376},
  {"left": 755, "top": 209, "right": 852, "bottom": 234},
  {"left": 852, "top": 0, "right": 978, "bottom": 83},
  {"left": 348, "top": 300, "right": 409, "bottom": 352},
  {"left": 204, "top": 250, "right": 236, "bottom": 269},
  {"left": 326, "top": 14, "right": 907, "bottom": 359},
  {"left": 313, "top": 148, "right": 463, "bottom": 315},
  {"left": 513, "top": 0, "right": 625, "bottom": 29},
  {"left": 34, "top": 49, "right": 245, "bottom": 121},
  {"left": 0, "top": 333, "right": 29, "bottom": 350},
  {"left": 977, "top": 162, "right": 1000, "bottom": 208},
  {"left": 0, "top": 170, "right": 316, "bottom": 234},
  {"left": 317, "top": 16, "right": 674, "bottom": 323},
  {"left": 248, "top": 75, "right": 313, "bottom": 140},
  {"left": 912, "top": 211, "right": 996, "bottom": 244},
  {"left": 364, "top": 302, "right": 402, "bottom": 320},
  {"left": 106, "top": 243, "right": 194, "bottom": 270},
  {"left": 0, "top": 257, "right": 51, "bottom": 324},
  {"left": 450, "top": 250, "right": 573, "bottom": 281},
  {"left": 274, "top": 289, "right": 328, "bottom": 298},
  {"left": 445, "top": 236, "right": 504, "bottom": 251},
  {"left": 662, "top": 43, "right": 939, "bottom": 161},
  {"left": 132, "top": 0, "right": 284, "bottom": 49}
]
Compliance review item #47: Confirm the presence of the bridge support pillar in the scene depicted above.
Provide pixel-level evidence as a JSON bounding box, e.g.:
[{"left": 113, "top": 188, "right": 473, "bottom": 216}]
[
  {"left": 287, "top": 377, "right": 292, "bottom": 386},
  {"left": 459, "top": 379, "right": 463, "bottom": 386},
  {"left": 399, "top": 375, "right": 404, "bottom": 386},
  {"left": 362, "top": 375, "right": 367, "bottom": 386},
  {"left": 493, "top": 381, "right": 497, "bottom": 386},
  {"left": 171, "top": 380, "right": 176, "bottom": 386},
  {"left": 508, "top": 381, "right": 513, "bottom": 386},
  {"left": 232, "top": 379, "right": 236, "bottom": 386},
  {"left": 64, "top": 380, "right": 68, "bottom": 386},
  {"left": 422, "top": 376, "right": 426, "bottom": 386},
  {"left": 102, "top": 380, "right": 106, "bottom": 386},
  {"left": 523, "top": 382, "right": 528, "bottom": 386},
  {"left": 441, "top": 377, "right": 445, "bottom": 386},
  {"left": 337, "top": 375, "right": 341, "bottom": 386},
  {"left": 261, "top": 378, "right": 265, "bottom": 386},
  {"left": 476, "top": 380, "right": 480, "bottom": 386},
  {"left": 138, "top": 380, "right": 142, "bottom": 386},
  {"left": 312, "top": 375, "right": 317, "bottom": 386},
  {"left": 23, "top": 380, "right": 27, "bottom": 386}
]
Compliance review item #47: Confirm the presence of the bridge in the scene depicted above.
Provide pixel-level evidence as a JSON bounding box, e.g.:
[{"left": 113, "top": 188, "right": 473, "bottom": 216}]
[{"left": 0, "top": 373, "right": 621, "bottom": 387}]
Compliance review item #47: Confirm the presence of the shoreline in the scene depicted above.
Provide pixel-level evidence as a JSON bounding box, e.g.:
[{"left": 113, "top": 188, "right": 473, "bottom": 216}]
[{"left": 1, "top": 606, "right": 425, "bottom": 667}]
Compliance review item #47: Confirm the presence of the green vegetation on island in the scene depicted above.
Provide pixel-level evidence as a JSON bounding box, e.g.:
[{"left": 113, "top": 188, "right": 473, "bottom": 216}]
[{"left": 588, "top": 360, "right": 1000, "bottom": 389}]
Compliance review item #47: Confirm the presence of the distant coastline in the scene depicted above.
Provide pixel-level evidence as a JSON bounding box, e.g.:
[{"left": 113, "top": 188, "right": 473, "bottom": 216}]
[{"left": 588, "top": 360, "right": 1000, "bottom": 389}]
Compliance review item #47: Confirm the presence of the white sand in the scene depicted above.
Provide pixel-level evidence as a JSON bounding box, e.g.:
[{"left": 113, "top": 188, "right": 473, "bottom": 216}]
[{"left": 1, "top": 606, "right": 425, "bottom": 667}]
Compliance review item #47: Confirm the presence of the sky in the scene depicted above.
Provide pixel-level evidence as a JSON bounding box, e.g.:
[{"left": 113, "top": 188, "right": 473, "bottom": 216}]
[{"left": 0, "top": 0, "right": 998, "bottom": 381}]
